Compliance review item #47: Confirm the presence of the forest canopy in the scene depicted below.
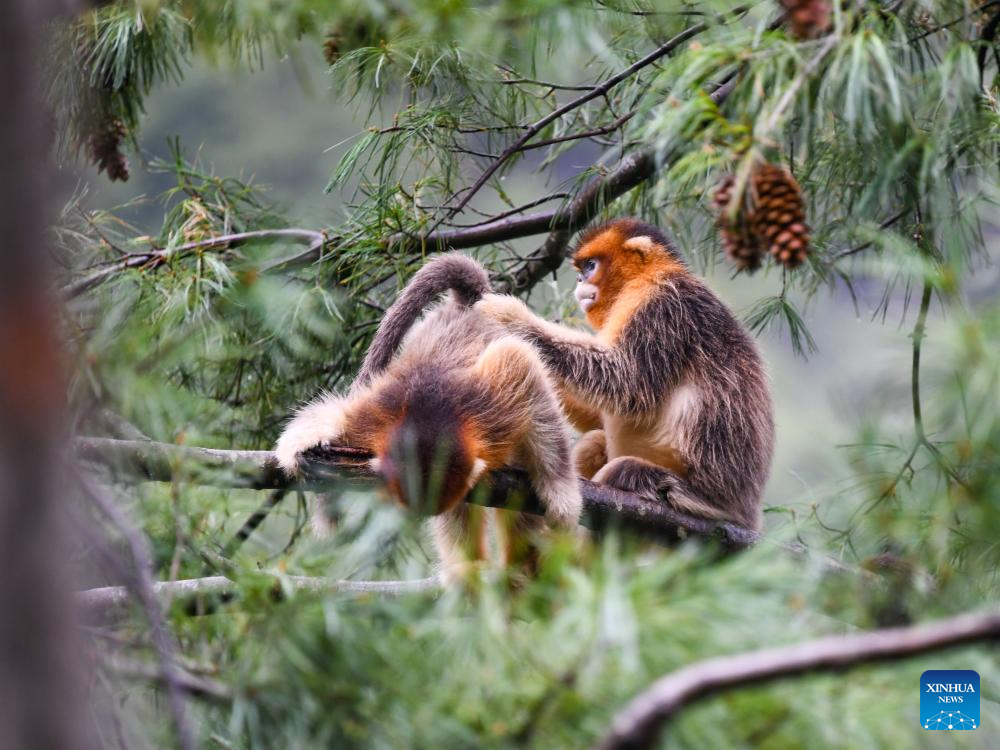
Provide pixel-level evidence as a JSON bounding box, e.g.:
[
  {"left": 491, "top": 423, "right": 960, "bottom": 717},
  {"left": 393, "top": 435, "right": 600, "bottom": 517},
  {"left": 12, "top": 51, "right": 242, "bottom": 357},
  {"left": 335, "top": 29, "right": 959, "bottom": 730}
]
[{"left": 5, "top": 0, "right": 999, "bottom": 748}]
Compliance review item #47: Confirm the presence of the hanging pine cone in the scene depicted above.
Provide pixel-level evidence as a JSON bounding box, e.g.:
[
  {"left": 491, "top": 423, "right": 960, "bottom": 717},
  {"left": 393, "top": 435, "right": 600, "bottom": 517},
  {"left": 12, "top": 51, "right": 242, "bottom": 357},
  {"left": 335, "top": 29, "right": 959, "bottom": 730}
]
[
  {"left": 712, "top": 175, "right": 765, "bottom": 272},
  {"left": 322, "top": 31, "right": 342, "bottom": 65},
  {"left": 779, "top": 0, "right": 832, "bottom": 40},
  {"left": 86, "top": 118, "right": 130, "bottom": 182},
  {"left": 750, "top": 163, "right": 810, "bottom": 269}
]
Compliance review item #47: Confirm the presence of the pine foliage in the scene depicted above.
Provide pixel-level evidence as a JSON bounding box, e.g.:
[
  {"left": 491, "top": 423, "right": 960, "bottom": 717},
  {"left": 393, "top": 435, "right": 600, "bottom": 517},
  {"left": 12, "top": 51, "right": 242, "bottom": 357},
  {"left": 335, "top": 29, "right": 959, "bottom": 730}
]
[{"left": 53, "top": 1, "right": 1000, "bottom": 747}]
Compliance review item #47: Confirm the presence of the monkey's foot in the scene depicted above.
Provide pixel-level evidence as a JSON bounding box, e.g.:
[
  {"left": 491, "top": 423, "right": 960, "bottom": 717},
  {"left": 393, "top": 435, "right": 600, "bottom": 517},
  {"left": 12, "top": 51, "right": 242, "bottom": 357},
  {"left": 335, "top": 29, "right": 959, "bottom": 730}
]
[
  {"left": 591, "top": 456, "right": 676, "bottom": 504},
  {"left": 537, "top": 478, "right": 583, "bottom": 527},
  {"left": 572, "top": 429, "right": 607, "bottom": 480}
]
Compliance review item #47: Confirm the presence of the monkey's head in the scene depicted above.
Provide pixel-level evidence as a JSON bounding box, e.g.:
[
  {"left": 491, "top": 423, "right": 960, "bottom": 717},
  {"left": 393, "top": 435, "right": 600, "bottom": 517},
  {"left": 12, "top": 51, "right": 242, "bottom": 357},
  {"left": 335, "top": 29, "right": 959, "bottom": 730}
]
[
  {"left": 572, "top": 218, "right": 684, "bottom": 329},
  {"left": 376, "top": 380, "right": 487, "bottom": 515}
]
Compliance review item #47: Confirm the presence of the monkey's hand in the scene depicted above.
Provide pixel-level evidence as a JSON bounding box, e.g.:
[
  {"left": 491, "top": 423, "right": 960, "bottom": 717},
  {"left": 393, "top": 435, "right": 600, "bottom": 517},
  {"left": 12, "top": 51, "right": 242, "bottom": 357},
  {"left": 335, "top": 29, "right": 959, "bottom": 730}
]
[
  {"left": 274, "top": 394, "right": 348, "bottom": 477},
  {"left": 474, "top": 293, "right": 537, "bottom": 330}
]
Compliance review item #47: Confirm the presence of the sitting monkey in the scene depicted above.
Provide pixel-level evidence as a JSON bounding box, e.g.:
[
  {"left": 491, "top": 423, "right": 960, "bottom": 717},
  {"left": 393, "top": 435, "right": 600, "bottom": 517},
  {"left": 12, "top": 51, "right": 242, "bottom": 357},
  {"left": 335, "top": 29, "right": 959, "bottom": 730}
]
[
  {"left": 476, "top": 218, "right": 774, "bottom": 531},
  {"left": 275, "top": 254, "right": 581, "bottom": 573}
]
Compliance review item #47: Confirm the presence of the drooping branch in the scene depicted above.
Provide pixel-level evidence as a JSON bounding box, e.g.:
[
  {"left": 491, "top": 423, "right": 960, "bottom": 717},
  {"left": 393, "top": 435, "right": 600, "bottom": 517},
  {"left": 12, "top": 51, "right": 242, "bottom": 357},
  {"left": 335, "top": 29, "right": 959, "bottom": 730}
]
[
  {"left": 596, "top": 608, "right": 1000, "bottom": 750},
  {"left": 76, "top": 437, "right": 761, "bottom": 549}
]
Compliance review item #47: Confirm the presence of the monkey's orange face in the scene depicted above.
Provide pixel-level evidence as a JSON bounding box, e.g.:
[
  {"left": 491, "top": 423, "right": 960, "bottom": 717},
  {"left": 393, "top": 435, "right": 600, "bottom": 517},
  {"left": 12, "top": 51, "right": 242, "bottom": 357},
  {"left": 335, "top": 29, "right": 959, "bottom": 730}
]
[
  {"left": 572, "top": 224, "right": 684, "bottom": 330},
  {"left": 572, "top": 228, "right": 630, "bottom": 329}
]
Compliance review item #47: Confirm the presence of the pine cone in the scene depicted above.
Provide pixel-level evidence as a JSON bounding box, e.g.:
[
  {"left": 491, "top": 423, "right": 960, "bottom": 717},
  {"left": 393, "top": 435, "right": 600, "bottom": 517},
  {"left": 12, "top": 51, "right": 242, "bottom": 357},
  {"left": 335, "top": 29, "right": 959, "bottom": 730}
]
[
  {"left": 322, "top": 31, "right": 341, "bottom": 65},
  {"left": 713, "top": 175, "right": 765, "bottom": 272},
  {"left": 751, "top": 163, "right": 810, "bottom": 269},
  {"left": 779, "top": 0, "right": 832, "bottom": 40},
  {"left": 86, "top": 118, "right": 130, "bottom": 182}
]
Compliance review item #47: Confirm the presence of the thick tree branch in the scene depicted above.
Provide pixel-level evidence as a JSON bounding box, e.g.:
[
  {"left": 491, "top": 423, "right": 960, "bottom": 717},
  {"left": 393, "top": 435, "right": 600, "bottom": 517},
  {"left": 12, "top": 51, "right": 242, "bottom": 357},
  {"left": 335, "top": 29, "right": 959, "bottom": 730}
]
[
  {"left": 76, "top": 437, "right": 760, "bottom": 549},
  {"left": 596, "top": 608, "right": 1000, "bottom": 750}
]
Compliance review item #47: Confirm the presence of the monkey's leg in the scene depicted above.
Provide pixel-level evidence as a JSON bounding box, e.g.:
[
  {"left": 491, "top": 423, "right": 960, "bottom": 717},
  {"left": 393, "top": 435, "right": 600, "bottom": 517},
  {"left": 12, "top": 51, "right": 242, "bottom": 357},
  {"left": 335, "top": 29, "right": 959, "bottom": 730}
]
[
  {"left": 274, "top": 393, "right": 350, "bottom": 476},
  {"left": 429, "top": 505, "right": 489, "bottom": 581},
  {"left": 495, "top": 510, "right": 545, "bottom": 573},
  {"left": 559, "top": 385, "right": 603, "bottom": 433},
  {"left": 473, "top": 337, "right": 583, "bottom": 528},
  {"left": 592, "top": 456, "right": 733, "bottom": 522},
  {"left": 572, "top": 429, "right": 607, "bottom": 479}
]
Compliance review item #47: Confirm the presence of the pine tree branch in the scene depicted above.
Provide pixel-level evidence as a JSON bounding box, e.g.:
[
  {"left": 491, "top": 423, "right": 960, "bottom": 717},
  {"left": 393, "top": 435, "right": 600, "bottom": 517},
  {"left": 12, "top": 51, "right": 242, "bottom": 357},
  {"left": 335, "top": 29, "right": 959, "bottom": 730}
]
[
  {"left": 105, "top": 656, "right": 233, "bottom": 705},
  {"left": 78, "top": 573, "right": 444, "bottom": 621},
  {"left": 596, "top": 608, "right": 1000, "bottom": 750},
  {"left": 436, "top": 6, "right": 752, "bottom": 228},
  {"left": 63, "top": 228, "right": 326, "bottom": 299},
  {"left": 77, "top": 470, "right": 197, "bottom": 750},
  {"left": 498, "top": 74, "right": 741, "bottom": 293},
  {"left": 75, "top": 437, "right": 760, "bottom": 548}
]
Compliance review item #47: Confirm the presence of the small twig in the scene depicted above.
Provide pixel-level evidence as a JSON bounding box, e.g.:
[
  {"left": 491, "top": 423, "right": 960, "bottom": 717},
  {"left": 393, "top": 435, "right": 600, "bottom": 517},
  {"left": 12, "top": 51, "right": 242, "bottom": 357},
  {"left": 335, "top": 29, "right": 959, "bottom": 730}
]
[
  {"left": 105, "top": 656, "right": 233, "bottom": 705},
  {"left": 222, "top": 488, "right": 288, "bottom": 557},
  {"left": 910, "top": 279, "right": 932, "bottom": 445},
  {"left": 448, "top": 192, "right": 572, "bottom": 229},
  {"left": 832, "top": 211, "right": 908, "bottom": 260},
  {"left": 438, "top": 7, "right": 750, "bottom": 227},
  {"left": 596, "top": 608, "right": 1000, "bottom": 750},
  {"left": 907, "top": 0, "right": 1000, "bottom": 45}
]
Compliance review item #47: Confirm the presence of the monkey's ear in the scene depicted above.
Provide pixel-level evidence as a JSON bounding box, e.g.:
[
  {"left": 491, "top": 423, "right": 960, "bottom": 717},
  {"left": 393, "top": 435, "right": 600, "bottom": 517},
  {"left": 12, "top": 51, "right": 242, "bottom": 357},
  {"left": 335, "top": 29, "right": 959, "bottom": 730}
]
[{"left": 622, "top": 235, "right": 657, "bottom": 260}]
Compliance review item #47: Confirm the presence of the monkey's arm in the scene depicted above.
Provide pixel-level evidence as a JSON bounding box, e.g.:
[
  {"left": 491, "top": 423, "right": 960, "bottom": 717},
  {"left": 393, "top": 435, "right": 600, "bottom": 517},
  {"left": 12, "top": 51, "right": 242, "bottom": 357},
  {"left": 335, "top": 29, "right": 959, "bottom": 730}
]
[
  {"left": 476, "top": 293, "right": 687, "bottom": 415},
  {"left": 274, "top": 387, "right": 394, "bottom": 477},
  {"left": 275, "top": 393, "right": 351, "bottom": 476},
  {"left": 471, "top": 336, "right": 582, "bottom": 527}
]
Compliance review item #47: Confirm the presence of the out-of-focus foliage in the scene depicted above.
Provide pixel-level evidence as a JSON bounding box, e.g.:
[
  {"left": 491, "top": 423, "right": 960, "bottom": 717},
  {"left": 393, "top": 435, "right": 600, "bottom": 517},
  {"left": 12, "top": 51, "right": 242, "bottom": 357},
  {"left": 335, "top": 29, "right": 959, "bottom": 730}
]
[{"left": 56, "top": 1, "right": 1000, "bottom": 748}]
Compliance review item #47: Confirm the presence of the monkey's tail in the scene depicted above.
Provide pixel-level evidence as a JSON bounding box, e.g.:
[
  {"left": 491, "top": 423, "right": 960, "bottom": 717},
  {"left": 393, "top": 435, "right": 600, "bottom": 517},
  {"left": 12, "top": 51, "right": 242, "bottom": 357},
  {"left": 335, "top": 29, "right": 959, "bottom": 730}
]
[{"left": 353, "top": 254, "right": 491, "bottom": 388}]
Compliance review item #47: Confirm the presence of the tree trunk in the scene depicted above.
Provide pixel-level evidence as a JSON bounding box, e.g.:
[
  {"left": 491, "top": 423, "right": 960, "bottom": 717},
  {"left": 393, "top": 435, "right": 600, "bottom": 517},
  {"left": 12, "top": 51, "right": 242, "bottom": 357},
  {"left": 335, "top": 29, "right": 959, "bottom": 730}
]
[{"left": 0, "top": 2, "right": 93, "bottom": 748}]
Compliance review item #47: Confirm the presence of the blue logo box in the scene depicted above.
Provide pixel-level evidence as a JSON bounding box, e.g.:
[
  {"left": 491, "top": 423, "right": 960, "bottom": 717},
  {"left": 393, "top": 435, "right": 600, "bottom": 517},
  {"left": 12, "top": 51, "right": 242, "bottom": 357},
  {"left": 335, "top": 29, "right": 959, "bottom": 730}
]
[{"left": 921, "top": 670, "right": 979, "bottom": 730}]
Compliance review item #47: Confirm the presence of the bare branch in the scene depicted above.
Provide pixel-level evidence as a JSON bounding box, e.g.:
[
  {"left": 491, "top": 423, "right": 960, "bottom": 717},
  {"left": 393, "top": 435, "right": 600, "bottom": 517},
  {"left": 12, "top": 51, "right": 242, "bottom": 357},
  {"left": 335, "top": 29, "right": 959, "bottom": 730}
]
[
  {"left": 78, "top": 472, "right": 197, "bottom": 750},
  {"left": 596, "top": 608, "right": 1000, "bottom": 750},
  {"left": 105, "top": 656, "right": 233, "bottom": 705},
  {"left": 500, "top": 74, "right": 741, "bottom": 293},
  {"left": 440, "top": 9, "right": 749, "bottom": 225},
  {"left": 76, "top": 437, "right": 761, "bottom": 549},
  {"left": 832, "top": 211, "right": 908, "bottom": 260}
]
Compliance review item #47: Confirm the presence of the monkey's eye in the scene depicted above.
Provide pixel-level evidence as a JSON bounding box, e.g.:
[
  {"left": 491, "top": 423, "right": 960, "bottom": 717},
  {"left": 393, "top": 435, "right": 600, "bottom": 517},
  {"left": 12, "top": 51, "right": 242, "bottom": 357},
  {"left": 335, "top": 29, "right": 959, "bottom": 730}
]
[{"left": 577, "top": 258, "right": 598, "bottom": 282}]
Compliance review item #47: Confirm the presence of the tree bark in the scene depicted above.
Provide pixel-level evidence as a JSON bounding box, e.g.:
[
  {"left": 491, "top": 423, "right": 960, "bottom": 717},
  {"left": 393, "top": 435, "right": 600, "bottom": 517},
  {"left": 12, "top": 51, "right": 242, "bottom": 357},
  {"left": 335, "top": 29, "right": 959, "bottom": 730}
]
[
  {"left": 77, "top": 437, "right": 761, "bottom": 549},
  {"left": 596, "top": 609, "right": 1000, "bottom": 750},
  {"left": 0, "top": 2, "right": 93, "bottom": 748}
]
